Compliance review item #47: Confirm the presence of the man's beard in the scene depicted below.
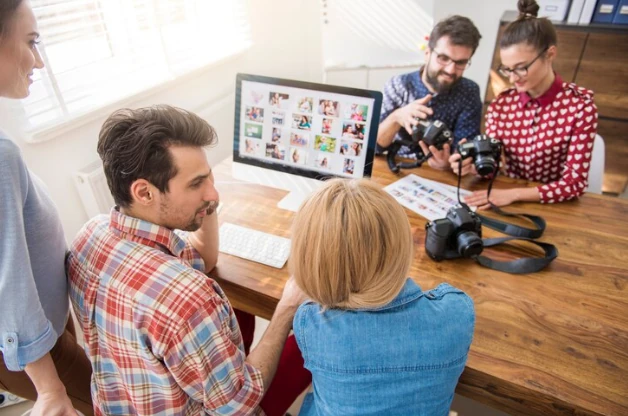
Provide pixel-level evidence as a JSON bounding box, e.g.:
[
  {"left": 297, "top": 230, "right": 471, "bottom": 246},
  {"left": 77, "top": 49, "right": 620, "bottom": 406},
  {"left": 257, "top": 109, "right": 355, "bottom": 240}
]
[
  {"left": 183, "top": 201, "right": 218, "bottom": 231},
  {"left": 424, "top": 63, "right": 461, "bottom": 93},
  {"left": 160, "top": 200, "right": 217, "bottom": 232}
]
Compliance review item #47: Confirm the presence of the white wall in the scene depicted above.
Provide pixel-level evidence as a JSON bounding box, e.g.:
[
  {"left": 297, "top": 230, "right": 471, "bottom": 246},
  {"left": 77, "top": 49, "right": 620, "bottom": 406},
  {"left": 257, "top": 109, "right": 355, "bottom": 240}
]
[
  {"left": 0, "top": 0, "right": 323, "bottom": 241},
  {"left": 0, "top": 0, "right": 517, "bottom": 242},
  {"left": 322, "top": 0, "right": 434, "bottom": 68},
  {"left": 434, "top": 0, "right": 518, "bottom": 96},
  {"left": 321, "top": 0, "right": 517, "bottom": 96}
]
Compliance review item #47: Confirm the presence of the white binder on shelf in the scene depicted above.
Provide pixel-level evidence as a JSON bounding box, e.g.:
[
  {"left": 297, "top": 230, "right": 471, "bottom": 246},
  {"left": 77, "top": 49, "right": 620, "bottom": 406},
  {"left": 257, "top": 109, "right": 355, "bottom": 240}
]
[
  {"left": 579, "top": 0, "right": 598, "bottom": 23},
  {"left": 568, "top": 0, "right": 586, "bottom": 23}
]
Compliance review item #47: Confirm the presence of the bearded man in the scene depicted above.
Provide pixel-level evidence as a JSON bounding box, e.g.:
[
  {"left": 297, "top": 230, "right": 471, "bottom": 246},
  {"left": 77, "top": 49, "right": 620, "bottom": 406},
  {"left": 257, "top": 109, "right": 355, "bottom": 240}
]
[{"left": 376, "top": 15, "right": 483, "bottom": 170}]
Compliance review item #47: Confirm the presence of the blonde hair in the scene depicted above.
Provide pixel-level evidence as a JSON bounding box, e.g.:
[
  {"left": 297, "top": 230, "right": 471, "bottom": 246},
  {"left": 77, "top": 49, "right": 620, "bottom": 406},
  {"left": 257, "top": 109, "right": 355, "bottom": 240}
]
[{"left": 290, "top": 179, "right": 414, "bottom": 309}]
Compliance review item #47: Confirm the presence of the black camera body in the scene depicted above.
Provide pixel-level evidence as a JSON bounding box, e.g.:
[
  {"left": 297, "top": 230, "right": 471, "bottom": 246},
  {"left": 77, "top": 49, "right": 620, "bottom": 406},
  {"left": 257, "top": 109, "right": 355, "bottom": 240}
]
[
  {"left": 425, "top": 205, "right": 483, "bottom": 261},
  {"left": 411, "top": 119, "right": 453, "bottom": 150},
  {"left": 387, "top": 120, "right": 453, "bottom": 173},
  {"left": 458, "top": 134, "right": 502, "bottom": 177}
]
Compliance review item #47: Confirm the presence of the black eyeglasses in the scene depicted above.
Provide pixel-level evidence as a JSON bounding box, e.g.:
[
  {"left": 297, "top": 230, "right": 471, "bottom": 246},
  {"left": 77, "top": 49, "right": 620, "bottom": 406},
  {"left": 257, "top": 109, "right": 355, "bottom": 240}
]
[
  {"left": 431, "top": 48, "right": 471, "bottom": 69},
  {"left": 498, "top": 47, "right": 549, "bottom": 78}
]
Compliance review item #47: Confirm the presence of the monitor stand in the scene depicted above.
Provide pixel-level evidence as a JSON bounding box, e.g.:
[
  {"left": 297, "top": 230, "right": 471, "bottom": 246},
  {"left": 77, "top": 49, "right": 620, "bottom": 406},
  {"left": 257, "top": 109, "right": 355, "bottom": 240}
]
[
  {"left": 277, "top": 190, "right": 310, "bottom": 212},
  {"left": 231, "top": 161, "right": 324, "bottom": 212}
]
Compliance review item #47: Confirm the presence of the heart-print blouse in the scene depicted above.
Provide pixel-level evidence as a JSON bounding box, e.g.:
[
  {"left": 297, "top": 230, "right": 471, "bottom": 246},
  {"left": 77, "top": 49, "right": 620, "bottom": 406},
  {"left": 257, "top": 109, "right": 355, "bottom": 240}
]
[{"left": 485, "top": 74, "right": 598, "bottom": 203}]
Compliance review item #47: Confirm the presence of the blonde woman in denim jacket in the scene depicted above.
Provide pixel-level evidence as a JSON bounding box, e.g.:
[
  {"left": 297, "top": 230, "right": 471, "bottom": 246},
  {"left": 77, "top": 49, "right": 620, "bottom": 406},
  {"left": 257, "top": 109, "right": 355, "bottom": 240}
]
[{"left": 291, "top": 179, "right": 475, "bottom": 415}]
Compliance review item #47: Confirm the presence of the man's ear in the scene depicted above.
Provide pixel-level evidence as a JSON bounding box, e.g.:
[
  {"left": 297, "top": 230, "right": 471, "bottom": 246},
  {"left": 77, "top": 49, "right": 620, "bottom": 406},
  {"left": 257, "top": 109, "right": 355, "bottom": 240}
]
[{"left": 129, "top": 179, "right": 155, "bottom": 207}]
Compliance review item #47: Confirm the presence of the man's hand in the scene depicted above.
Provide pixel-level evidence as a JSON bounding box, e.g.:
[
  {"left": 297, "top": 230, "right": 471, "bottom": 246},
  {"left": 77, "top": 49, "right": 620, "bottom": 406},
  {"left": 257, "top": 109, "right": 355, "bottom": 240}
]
[
  {"left": 464, "top": 188, "right": 518, "bottom": 210},
  {"left": 449, "top": 139, "right": 477, "bottom": 176},
  {"left": 419, "top": 142, "right": 451, "bottom": 170},
  {"left": 395, "top": 95, "right": 433, "bottom": 135},
  {"left": 189, "top": 170, "right": 220, "bottom": 273},
  {"left": 30, "top": 388, "right": 79, "bottom": 416},
  {"left": 277, "top": 277, "right": 308, "bottom": 311},
  {"left": 377, "top": 94, "right": 433, "bottom": 149},
  {"left": 246, "top": 276, "right": 308, "bottom": 388}
]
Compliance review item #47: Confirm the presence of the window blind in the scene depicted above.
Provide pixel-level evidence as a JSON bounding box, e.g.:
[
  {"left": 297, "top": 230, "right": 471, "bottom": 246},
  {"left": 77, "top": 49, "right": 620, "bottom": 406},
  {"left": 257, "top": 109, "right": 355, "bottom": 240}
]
[
  {"left": 321, "top": 0, "right": 433, "bottom": 68},
  {"left": 23, "top": 0, "right": 251, "bottom": 130}
]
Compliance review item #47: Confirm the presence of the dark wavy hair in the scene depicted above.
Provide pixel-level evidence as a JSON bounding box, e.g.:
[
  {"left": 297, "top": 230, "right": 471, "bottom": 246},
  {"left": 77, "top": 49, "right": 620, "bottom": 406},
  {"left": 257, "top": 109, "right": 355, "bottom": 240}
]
[
  {"left": 428, "top": 15, "right": 482, "bottom": 54},
  {"left": 97, "top": 105, "right": 217, "bottom": 208},
  {"left": 0, "top": 0, "right": 23, "bottom": 41},
  {"left": 500, "top": 0, "right": 557, "bottom": 52}
]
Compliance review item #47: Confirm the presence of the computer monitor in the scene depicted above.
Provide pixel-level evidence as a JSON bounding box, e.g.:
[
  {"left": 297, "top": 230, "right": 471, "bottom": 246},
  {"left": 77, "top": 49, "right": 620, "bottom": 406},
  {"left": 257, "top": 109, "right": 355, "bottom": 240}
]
[{"left": 233, "top": 73, "right": 383, "bottom": 211}]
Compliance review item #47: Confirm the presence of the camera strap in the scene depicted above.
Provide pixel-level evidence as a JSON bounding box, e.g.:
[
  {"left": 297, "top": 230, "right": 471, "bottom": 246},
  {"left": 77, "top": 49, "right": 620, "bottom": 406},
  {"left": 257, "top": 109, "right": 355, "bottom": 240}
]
[
  {"left": 386, "top": 138, "right": 430, "bottom": 173},
  {"left": 473, "top": 237, "right": 558, "bottom": 274},
  {"left": 475, "top": 158, "right": 547, "bottom": 239},
  {"left": 454, "top": 160, "right": 557, "bottom": 273},
  {"left": 477, "top": 204, "right": 546, "bottom": 238}
]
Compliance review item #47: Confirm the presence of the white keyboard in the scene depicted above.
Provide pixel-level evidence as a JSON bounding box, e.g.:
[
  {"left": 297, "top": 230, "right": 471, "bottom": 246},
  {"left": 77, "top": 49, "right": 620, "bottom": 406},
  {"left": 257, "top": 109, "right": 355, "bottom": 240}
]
[{"left": 219, "top": 223, "right": 291, "bottom": 269}]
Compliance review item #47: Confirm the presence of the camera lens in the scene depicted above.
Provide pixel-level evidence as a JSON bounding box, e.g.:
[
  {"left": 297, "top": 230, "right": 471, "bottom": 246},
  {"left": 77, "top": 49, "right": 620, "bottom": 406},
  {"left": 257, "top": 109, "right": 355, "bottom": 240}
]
[
  {"left": 475, "top": 155, "right": 496, "bottom": 176},
  {"left": 456, "top": 231, "right": 483, "bottom": 258}
]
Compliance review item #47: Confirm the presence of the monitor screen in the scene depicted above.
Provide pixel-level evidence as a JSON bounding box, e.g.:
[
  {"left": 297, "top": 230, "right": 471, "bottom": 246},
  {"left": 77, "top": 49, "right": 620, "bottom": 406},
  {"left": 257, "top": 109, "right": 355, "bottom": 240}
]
[{"left": 234, "top": 73, "right": 382, "bottom": 180}]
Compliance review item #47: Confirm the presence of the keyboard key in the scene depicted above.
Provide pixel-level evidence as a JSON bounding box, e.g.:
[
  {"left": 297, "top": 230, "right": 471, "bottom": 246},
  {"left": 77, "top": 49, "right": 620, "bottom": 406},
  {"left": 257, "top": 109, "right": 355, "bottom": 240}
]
[{"left": 219, "top": 223, "right": 291, "bottom": 269}]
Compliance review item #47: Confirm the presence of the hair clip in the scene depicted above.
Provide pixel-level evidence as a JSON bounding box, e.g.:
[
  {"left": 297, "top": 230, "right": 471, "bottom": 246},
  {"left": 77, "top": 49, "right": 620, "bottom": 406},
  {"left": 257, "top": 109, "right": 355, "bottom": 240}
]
[{"left": 419, "top": 35, "right": 430, "bottom": 51}]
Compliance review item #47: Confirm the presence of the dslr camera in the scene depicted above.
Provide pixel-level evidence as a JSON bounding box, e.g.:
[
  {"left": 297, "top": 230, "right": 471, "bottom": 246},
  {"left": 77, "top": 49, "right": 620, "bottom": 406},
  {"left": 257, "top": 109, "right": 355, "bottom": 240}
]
[
  {"left": 387, "top": 119, "right": 453, "bottom": 173},
  {"left": 458, "top": 134, "right": 502, "bottom": 177},
  {"left": 425, "top": 205, "right": 483, "bottom": 261},
  {"left": 412, "top": 119, "right": 453, "bottom": 149}
]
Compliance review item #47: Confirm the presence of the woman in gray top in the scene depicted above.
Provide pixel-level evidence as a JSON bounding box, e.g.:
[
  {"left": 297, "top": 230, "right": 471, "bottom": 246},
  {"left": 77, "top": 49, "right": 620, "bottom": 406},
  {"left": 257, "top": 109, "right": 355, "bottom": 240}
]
[{"left": 0, "top": 1, "right": 92, "bottom": 415}]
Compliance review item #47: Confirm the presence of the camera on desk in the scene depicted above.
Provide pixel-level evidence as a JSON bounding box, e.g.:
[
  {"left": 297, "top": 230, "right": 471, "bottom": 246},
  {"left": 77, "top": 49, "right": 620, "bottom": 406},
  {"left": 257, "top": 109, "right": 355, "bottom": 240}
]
[
  {"left": 457, "top": 134, "right": 502, "bottom": 177},
  {"left": 387, "top": 119, "right": 453, "bottom": 173},
  {"left": 425, "top": 205, "right": 483, "bottom": 261}
]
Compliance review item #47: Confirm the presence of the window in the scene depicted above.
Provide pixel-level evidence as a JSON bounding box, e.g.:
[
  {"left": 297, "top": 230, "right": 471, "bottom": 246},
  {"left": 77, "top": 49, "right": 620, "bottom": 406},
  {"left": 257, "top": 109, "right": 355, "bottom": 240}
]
[{"left": 24, "top": 0, "right": 251, "bottom": 131}]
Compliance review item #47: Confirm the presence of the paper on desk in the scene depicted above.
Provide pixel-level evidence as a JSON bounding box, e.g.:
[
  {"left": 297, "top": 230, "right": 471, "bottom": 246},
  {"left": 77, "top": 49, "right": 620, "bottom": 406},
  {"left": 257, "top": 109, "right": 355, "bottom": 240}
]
[{"left": 384, "top": 174, "right": 473, "bottom": 221}]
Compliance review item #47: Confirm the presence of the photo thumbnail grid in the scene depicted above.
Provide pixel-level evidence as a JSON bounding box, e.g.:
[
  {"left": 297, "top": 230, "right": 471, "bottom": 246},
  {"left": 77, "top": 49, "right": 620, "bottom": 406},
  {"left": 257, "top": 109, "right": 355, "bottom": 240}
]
[{"left": 239, "top": 81, "right": 373, "bottom": 178}]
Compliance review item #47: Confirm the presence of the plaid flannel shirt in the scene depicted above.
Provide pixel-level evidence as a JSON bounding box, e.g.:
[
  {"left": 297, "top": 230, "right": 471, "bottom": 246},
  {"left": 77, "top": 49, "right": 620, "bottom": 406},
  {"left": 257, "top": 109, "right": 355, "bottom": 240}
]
[{"left": 68, "top": 208, "right": 264, "bottom": 415}]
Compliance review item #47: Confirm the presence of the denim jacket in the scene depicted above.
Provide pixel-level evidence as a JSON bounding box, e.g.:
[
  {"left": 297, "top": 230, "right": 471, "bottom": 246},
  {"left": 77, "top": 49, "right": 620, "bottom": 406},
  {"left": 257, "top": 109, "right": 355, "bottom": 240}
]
[{"left": 293, "top": 279, "right": 475, "bottom": 416}]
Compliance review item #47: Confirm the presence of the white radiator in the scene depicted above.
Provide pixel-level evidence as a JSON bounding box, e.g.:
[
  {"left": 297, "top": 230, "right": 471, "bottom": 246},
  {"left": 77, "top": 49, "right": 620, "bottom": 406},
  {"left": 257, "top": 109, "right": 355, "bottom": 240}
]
[
  {"left": 73, "top": 93, "right": 235, "bottom": 219},
  {"left": 73, "top": 160, "right": 115, "bottom": 219}
]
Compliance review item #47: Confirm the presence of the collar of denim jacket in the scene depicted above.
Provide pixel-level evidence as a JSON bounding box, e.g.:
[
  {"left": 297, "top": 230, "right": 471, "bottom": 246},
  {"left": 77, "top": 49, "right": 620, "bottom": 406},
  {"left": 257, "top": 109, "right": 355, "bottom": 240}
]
[{"left": 357, "top": 279, "right": 424, "bottom": 312}]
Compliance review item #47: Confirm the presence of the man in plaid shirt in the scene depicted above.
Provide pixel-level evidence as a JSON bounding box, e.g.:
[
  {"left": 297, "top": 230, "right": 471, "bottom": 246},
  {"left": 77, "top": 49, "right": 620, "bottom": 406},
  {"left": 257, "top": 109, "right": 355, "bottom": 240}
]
[{"left": 68, "top": 105, "right": 311, "bottom": 415}]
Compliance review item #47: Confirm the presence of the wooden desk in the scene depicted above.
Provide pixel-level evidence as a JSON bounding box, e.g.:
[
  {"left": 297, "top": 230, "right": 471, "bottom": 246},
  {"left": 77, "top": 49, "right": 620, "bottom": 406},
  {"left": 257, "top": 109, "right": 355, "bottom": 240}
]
[{"left": 212, "top": 157, "right": 628, "bottom": 416}]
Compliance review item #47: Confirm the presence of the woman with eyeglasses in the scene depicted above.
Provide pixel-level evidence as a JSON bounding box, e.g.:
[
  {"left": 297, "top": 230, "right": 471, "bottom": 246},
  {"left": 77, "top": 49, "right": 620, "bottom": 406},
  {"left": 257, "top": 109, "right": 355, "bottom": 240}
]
[
  {"left": 0, "top": 1, "right": 93, "bottom": 415},
  {"left": 451, "top": 0, "right": 598, "bottom": 209}
]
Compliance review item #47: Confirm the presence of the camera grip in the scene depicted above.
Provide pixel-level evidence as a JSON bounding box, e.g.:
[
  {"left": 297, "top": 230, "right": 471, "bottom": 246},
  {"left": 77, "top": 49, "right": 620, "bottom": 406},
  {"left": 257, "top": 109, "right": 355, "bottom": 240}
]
[{"left": 424, "top": 219, "right": 453, "bottom": 261}]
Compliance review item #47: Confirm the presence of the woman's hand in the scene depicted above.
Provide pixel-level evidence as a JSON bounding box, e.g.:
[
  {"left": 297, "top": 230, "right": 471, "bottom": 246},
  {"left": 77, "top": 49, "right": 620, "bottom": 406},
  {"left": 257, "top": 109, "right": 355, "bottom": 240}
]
[
  {"left": 449, "top": 139, "right": 477, "bottom": 176},
  {"left": 464, "top": 188, "right": 518, "bottom": 210},
  {"left": 30, "top": 388, "right": 78, "bottom": 416},
  {"left": 24, "top": 354, "right": 79, "bottom": 416}
]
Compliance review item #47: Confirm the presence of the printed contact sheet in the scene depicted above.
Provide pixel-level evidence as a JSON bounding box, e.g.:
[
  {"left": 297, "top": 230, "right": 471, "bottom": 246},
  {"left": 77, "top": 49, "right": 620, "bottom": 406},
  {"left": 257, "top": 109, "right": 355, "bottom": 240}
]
[{"left": 384, "top": 174, "right": 473, "bottom": 221}]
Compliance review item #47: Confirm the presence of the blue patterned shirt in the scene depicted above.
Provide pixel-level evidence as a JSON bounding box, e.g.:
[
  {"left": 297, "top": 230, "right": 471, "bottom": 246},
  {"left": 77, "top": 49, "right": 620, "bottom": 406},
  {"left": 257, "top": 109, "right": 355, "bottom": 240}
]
[{"left": 378, "top": 68, "right": 482, "bottom": 155}]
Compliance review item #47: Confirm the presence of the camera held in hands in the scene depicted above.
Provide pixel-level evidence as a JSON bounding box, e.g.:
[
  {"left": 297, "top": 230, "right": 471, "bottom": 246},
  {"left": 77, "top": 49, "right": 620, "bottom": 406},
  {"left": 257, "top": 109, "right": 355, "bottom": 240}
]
[
  {"left": 458, "top": 134, "right": 502, "bottom": 177},
  {"left": 387, "top": 119, "right": 453, "bottom": 173},
  {"left": 412, "top": 119, "right": 452, "bottom": 149},
  {"left": 425, "top": 205, "right": 483, "bottom": 261}
]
